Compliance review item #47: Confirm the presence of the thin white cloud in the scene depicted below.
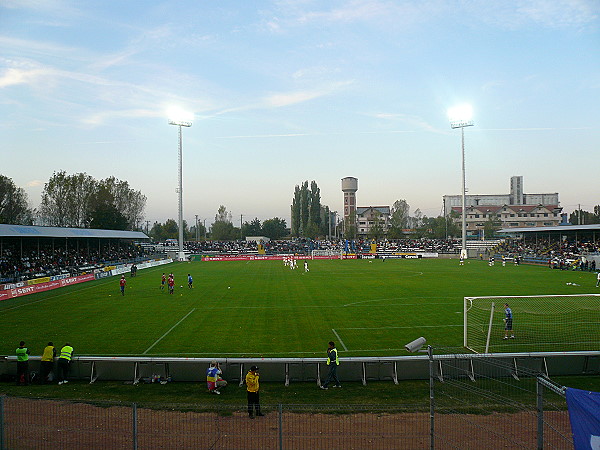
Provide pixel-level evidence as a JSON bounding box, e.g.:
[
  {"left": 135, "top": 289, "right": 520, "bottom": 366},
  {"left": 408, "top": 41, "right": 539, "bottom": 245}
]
[
  {"left": 265, "top": 80, "right": 353, "bottom": 108},
  {"left": 372, "top": 112, "right": 441, "bottom": 133},
  {"left": 25, "top": 180, "right": 44, "bottom": 188}
]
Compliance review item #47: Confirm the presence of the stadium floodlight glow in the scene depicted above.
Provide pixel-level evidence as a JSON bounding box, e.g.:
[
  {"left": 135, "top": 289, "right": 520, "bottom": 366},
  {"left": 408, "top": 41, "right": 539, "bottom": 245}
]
[
  {"left": 168, "top": 107, "right": 193, "bottom": 262},
  {"left": 448, "top": 104, "right": 474, "bottom": 260}
]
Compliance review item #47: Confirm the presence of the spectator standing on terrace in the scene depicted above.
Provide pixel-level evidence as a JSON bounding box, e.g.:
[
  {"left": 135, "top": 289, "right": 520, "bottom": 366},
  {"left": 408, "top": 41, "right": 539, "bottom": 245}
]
[
  {"left": 57, "top": 343, "right": 74, "bottom": 385},
  {"left": 120, "top": 275, "right": 126, "bottom": 296},
  {"left": 15, "top": 341, "right": 30, "bottom": 385},
  {"left": 246, "top": 366, "right": 263, "bottom": 418},
  {"left": 320, "top": 341, "right": 341, "bottom": 389},
  {"left": 40, "top": 342, "right": 56, "bottom": 384}
]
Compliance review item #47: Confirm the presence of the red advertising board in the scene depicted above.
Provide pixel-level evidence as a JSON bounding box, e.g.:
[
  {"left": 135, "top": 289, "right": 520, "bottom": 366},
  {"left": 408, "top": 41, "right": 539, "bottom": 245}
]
[
  {"left": 0, "top": 273, "right": 95, "bottom": 301},
  {"left": 201, "top": 254, "right": 357, "bottom": 261}
]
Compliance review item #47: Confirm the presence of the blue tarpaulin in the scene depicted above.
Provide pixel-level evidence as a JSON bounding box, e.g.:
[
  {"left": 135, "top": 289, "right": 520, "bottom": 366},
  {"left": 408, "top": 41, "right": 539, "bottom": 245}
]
[{"left": 566, "top": 387, "right": 600, "bottom": 449}]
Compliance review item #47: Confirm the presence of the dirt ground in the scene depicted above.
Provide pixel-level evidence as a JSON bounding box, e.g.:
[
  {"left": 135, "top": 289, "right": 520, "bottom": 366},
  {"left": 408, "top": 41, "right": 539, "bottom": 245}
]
[{"left": 2, "top": 397, "right": 572, "bottom": 449}]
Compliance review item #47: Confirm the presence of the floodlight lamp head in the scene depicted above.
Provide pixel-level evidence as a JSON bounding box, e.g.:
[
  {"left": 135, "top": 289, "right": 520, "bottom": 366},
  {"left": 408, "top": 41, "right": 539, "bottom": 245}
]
[
  {"left": 167, "top": 107, "right": 193, "bottom": 127},
  {"left": 405, "top": 337, "right": 427, "bottom": 353},
  {"left": 448, "top": 104, "right": 474, "bottom": 129}
]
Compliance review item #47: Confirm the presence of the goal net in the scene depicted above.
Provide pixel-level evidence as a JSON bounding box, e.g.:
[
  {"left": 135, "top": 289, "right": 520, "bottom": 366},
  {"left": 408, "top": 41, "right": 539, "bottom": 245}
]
[
  {"left": 464, "top": 294, "right": 600, "bottom": 353},
  {"left": 311, "top": 250, "right": 342, "bottom": 260}
]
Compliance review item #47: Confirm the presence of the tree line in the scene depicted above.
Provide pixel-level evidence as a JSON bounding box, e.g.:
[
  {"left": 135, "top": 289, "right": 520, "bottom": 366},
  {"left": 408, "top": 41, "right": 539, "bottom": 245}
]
[
  {"left": 148, "top": 205, "right": 287, "bottom": 241},
  {"left": 0, "top": 172, "right": 145, "bottom": 231}
]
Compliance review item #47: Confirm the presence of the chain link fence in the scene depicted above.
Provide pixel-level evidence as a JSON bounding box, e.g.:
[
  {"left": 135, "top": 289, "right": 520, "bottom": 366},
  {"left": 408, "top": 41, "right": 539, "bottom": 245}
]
[{"left": 0, "top": 354, "right": 575, "bottom": 449}]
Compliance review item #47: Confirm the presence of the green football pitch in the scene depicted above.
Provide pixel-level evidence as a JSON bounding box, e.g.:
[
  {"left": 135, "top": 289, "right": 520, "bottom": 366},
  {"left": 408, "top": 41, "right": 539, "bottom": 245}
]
[{"left": 1, "top": 258, "right": 598, "bottom": 357}]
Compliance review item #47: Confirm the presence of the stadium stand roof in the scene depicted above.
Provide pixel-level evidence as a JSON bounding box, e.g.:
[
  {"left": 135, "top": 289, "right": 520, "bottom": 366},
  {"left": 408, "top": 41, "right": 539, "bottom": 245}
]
[
  {"left": 499, "top": 224, "right": 600, "bottom": 234},
  {"left": 0, "top": 224, "right": 149, "bottom": 239}
]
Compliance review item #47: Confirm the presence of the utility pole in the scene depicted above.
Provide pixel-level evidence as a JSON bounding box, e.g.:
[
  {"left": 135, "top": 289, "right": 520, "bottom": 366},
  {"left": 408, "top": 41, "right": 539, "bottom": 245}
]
[
  {"left": 145, "top": 220, "right": 150, "bottom": 235},
  {"left": 240, "top": 214, "right": 243, "bottom": 240},
  {"left": 195, "top": 215, "right": 199, "bottom": 241}
]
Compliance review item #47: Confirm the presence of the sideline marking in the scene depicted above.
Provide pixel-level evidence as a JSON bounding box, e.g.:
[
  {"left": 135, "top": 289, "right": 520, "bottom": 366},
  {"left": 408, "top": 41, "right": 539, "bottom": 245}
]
[
  {"left": 332, "top": 328, "right": 348, "bottom": 351},
  {"left": 340, "top": 324, "right": 462, "bottom": 330},
  {"left": 143, "top": 308, "right": 196, "bottom": 354}
]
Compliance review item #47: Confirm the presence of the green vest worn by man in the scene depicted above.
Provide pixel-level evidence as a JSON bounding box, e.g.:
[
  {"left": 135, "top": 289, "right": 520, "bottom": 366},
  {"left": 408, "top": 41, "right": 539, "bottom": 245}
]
[
  {"left": 60, "top": 345, "right": 73, "bottom": 361},
  {"left": 16, "top": 347, "right": 29, "bottom": 362}
]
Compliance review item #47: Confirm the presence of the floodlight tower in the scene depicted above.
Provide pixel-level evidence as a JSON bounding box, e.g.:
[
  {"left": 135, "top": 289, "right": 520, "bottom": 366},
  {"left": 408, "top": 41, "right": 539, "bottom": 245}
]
[
  {"left": 448, "top": 105, "right": 474, "bottom": 260},
  {"left": 168, "top": 108, "right": 193, "bottom": 262}
]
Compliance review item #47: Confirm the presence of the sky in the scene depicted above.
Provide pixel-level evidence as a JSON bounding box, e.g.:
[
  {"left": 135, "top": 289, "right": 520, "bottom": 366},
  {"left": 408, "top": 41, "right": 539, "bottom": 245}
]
[{"left": 1, "top": 0, "right": 599, "bottom": 229}]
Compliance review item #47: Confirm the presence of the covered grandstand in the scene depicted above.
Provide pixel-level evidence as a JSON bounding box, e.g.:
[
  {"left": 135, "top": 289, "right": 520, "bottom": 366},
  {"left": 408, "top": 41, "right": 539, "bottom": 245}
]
[{"left": 0, "top": 224, "right": 149, "bottom": 284}]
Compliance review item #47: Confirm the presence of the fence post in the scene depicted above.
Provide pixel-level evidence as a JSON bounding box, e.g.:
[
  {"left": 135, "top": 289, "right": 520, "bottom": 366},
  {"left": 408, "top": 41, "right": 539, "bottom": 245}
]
[
  {"left": 278, "top": 403, "right": 283, "bottom": 450},
  {"left": 428, "top": 345, "right": 435, "bottom": 450},
  {"left": 536, "top": 378, "right": 544, "bottom": 450},
  {"left": 132, "top": 402, "right": 138, "bottom": 450},
  {"left": 0, "top": 395, "right": 5, "bottom": 450}
]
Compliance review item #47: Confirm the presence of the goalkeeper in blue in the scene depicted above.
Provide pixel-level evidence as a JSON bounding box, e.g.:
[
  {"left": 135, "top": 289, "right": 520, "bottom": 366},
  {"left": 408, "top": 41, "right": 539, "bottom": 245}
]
[{"left": 503, "top": 303, "right": 514, "bottom": 340}]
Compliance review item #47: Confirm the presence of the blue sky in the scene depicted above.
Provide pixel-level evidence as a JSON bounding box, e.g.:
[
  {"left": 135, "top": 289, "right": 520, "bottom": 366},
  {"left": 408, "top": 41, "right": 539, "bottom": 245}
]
[{"left": 1, "top": 0, "right": 599, "bottom": 228}]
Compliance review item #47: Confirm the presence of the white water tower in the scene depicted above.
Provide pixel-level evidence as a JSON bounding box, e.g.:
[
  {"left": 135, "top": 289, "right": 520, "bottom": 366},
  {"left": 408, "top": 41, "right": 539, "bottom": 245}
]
[{"left": 341, "top": 177, "right": 358, "bottom": 219}]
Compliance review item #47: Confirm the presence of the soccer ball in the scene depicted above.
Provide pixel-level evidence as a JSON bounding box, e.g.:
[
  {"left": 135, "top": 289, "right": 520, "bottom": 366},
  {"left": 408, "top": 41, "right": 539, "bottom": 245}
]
[
  {"left": 180, "top": 285, "right": 183, "bottom": 288},
  {"left": 228, "top": 286, "right": 231, "bottom": 289}
]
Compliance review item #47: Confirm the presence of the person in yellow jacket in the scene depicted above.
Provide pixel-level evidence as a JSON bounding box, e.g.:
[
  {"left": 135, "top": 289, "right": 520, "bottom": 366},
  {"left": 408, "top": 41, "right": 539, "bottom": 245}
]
[
  {"left": 57, "top": 343, "right": 74, "bottom": 385},
  {"left": 40, "top": 342, "right": 56, "bottom": 384},
  {"left": 320, "top": 341, "right": 341, "bottom": 389},
  {"left": 245, "top": 365, "right": 264, "bottom": 418}
]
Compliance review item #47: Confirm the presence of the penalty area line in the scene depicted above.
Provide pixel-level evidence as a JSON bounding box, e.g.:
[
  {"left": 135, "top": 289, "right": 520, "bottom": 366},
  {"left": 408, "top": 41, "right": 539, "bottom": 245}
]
[
  {"left": 332, "top": 328, "right": 348, "bottom": 352},
  {"left": 143, "top": 308, "right": 196, "bottom": 355}
]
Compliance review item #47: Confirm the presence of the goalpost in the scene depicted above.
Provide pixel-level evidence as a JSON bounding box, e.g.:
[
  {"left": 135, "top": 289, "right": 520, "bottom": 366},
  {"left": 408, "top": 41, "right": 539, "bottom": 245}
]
[
  {"left": 464, "top": 294, "right": 600, "bottom": 354},
  {"left": 311, "top": 250, "right": 343, "bottom": 260}
]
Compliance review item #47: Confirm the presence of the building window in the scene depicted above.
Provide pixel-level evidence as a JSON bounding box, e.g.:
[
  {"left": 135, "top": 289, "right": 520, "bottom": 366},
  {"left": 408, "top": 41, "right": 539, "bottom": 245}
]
[
  {"left": 510, "top": 222, "right": 519, "bottom": 226},
  {"left": 543, "top": 222, "right": 552, "bottom": 226}
]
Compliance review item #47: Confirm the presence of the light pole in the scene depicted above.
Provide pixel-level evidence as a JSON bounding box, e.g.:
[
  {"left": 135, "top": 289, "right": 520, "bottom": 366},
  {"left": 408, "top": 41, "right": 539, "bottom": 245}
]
[
  {"left": 448, "top": 105, "right": 474, "bottom": 260},
  {"left": 168, "top": 108, "right": 193, "bottom": 261}
]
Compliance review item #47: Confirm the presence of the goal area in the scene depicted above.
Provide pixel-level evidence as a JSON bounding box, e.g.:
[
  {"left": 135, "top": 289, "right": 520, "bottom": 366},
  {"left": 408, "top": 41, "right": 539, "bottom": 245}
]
[
  {"left": 311, "top": 250, "right": 343, "bottom": 260},
  {"left": 464, "top": 294, "right": 600, "bottom": 354}
]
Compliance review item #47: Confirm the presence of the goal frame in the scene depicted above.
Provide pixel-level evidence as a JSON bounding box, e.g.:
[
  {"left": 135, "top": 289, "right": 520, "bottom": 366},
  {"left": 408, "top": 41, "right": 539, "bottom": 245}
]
[{"left": 464, "top": 294, "right": 600, "bottom": 354}]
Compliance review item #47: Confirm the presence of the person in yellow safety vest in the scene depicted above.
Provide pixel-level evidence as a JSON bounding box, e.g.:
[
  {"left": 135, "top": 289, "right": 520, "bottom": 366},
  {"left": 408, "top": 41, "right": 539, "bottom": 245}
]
[
  {"left": 320, "top": 341, "right": 341, "bottom": 389},
  {"left": 245, "top": 366, "right": 264, "bottom": 418},
  {"left": 15, "top": 341, "right": 30, "bottom": 386},
  {"left": 40, "top": 342, "right": 56, "bottom": 384},
  {"left": 57, "top": 343, "right": 74, "bottom": 385}
]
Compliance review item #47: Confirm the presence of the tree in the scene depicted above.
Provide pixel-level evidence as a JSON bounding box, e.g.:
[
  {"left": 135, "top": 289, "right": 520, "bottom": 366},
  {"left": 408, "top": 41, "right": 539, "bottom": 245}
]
[
  {"left": 89, "top": 185, "right": 128, "bottom": 230},
  {"left": 98, "top": 176, "right": 146, "bottom": 230},
  {"left": 39, "top": 171, "right": 96, "bottom": 227},
  {"left": 569, "top": 208, "right": 600, "bottom": 225},
  {"left": 0, "top": 175, "right": 34, "bottom": 225},
  {"left": 211, "top": 205, "right": 236, "bottom": 240},
  {"left": 367, "top": 210, "right": 385, "bottom": 240},
  {"left": 38, "top": 171, "right": 146, "bottom": 230},
  {"left": 290, "top": 180, "right": 324, "bottom": 237},
  {"left": 242, "top": 218, "right": 262, "bottom": 238},
  {"left": 483, "top": 216, "right": 502, "bottom": 239},
  {"left": 262, "top": 217, "right": 287, "bottom": 239},
  {"left": 343, "top": 212, "right": 357, "bottom": 239},
  {"left": 291, "top": 186, "right": 301, "bottom": 236},
  {"left": 390, "top": 199, "right": 410, "bottom": 229}
]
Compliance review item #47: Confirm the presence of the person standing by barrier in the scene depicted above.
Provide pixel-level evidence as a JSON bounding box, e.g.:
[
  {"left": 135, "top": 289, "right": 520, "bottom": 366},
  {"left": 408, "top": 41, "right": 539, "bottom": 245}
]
[
  {"left": 40, "top": 342, "right": 56, "bottom": 384},
  {"left": 320, "top": 341, "right": 341, "bottom": 389},
  {"left": 15, "top": 341, "right": 30, "bottom": 385},
  {"left": 246, "top": 365, "right": 263, "bottom": 418},
  {"left": 57, "top": 343, "right": 74, "bottom": 385}
]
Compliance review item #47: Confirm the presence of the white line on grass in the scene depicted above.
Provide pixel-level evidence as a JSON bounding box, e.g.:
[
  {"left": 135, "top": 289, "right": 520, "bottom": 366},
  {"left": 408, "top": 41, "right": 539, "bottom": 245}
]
[
  {"left": 332, "top": 328, "right": 348, "bottom": 351},
  {"left": 340, "top": 324, "right": 462, "bottom": 330},
  {"left": 143, "top": 308, "right": 196, "bottom": 354}
]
